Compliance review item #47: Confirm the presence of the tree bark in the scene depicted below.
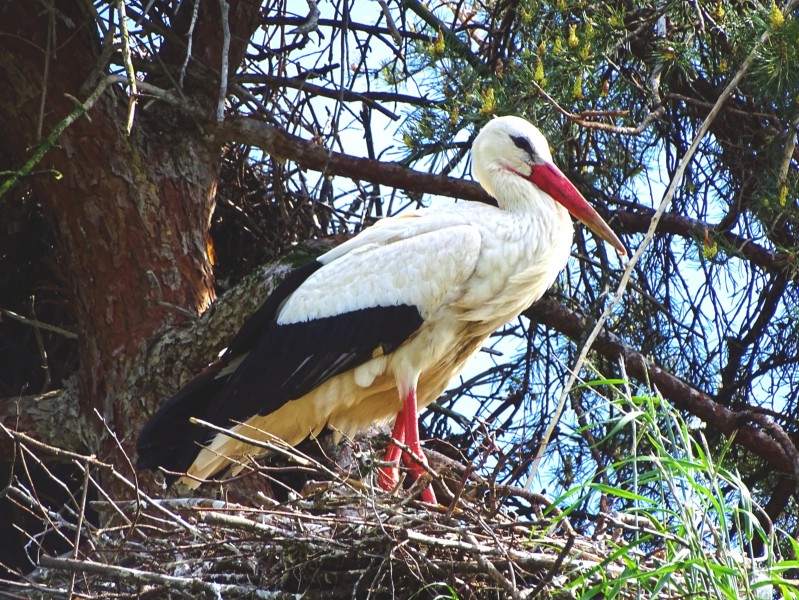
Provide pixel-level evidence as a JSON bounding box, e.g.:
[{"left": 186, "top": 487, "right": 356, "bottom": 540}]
[{"left": 0, "top": 1, "right": 259, "bottom": 474}]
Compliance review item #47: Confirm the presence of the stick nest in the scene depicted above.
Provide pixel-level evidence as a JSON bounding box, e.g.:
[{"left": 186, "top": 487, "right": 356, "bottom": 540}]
[{"left": 1, "top": 428, "right": 649, "bottom": 599}]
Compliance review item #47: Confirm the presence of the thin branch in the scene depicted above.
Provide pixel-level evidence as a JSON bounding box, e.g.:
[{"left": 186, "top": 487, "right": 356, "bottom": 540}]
[
  {"left": 0, "top": 307, "right": 77, "bottom": 339},
  {"left": 36, "top": 4, "right": 54, "bottom": 141},
  {"left": 38, "top": 555, "right": 266, "bottom": 596},
  {"left": 27, "top": 296, "right": 51, "bottom": 392},
  {"left": 402, "top": 0, "right": 492, "bottom": 77},
  {"left": 376, "top": 0, "right": 402, "bottom": 44},
  {"left": 289, "top": 0, "right": 320, "bottom": 36},
  {"left": 464, "top": 531, "right": 522, "bottom": 600},
  {"left": 0, "top": 76, "right": 113, "bottom": 199},
  {"left": 777, "top": 112, "right": 799, "bottom": 201},
  {"left": 530, "top": 79, "right": 666, "bottom": 136},
  {"left": 178, "top": 0, "right": 201, "bottom": 87},
  {"left": 231, "top": 73, "right": 437, "bottom": 119},
  {"left": 115, "top": 0, "right": 137, "bottom": 133},
  {"left": 216, "top": 0, "right": 230, "bottom": 122}
]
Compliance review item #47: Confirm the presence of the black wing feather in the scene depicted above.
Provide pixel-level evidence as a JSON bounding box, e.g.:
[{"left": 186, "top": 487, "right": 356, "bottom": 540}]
[
  {"left": 224, "top": 260, "right": 324, "bottom": 358},
  {"left": 136, "top": 259, "right": 323, "bottom": 478},
  {"left": 136, "top": 256, "right": 424, "bottom": 483},
  {"left": 135, "top": 360, "right": 229, "bottom": 477},
  {"left": 207, "top": 304, "right": 423, "bottom": 426}
]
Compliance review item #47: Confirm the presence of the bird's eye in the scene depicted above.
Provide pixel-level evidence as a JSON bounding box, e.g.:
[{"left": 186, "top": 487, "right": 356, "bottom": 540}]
[{"left": 510, "top": 135, "right": 536, "bottom": 160}]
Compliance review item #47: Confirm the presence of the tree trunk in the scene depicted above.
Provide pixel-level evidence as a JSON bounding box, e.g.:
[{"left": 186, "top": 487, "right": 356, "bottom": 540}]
[{"left": 0, "top": 1, "right": 259, "bottom": 477}]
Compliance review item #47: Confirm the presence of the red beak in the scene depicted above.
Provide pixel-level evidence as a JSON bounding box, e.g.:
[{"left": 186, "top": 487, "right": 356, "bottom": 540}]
[{"left": 529, "top": 163, "right": 626, "bottom": 255}]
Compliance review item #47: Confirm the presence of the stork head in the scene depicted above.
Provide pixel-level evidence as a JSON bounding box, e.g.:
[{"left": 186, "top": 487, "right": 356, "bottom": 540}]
[{"left": 472, "top": 116, "right": 626, "bottom": 255}]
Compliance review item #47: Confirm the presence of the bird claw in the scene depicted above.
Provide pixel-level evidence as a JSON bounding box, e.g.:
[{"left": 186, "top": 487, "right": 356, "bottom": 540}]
[
  {"left": 377, "top": 463, "right": 401, "bottom": 492},
  {"left": 376, "top": 456, "right": 437, "bottom": 504}
]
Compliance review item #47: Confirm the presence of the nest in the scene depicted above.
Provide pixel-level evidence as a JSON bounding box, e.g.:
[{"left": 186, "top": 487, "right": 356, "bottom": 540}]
[{"left": 1, "top": 427, "right": 671, "bottom": 599}]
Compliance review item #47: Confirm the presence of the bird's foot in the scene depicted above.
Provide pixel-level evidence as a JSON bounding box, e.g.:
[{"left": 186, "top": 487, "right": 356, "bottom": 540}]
[
  {"left": 402, "top": 450, "right": 437, "bottom": 504},
  {"left": 377, "top": 463, "right": 400, "bottom": 492},
  {"left": 377, "top": 459, "right": 436, "bottom": 504},
  {"left": 418, "top": 481, "right": 436, "bottom": 504},
  {"left": 377, "top": 445, "right": 437, "bottom": 504},
  {"left": 377, "top": 399, "right": 437, "bottom": 504}
]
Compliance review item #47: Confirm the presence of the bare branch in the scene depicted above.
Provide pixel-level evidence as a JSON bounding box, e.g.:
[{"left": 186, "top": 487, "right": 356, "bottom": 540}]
[
  {"left": 213, "top": 117, "right": 489, "bottom": 203},
  {"left": 526, "top": 296, "right": 799, "bottom": 476},
  {"left": 115, "top": 0, "right": 137, "bottom": 133},
  {"left": 217, "top": 0, "right": 231, "bottom": 122},
  {"left": 0, "top": 307, "right": 78, "bottom": 339},
  {"left": 530, "top": 80, "right": 666, "bottom": 136},
  {"left": 290, "top": 0, "right": 321, "bottom": 36}
]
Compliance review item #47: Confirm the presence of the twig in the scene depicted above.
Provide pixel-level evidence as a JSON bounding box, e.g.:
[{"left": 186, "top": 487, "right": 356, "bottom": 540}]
[
  {"left": 529, "top": 80, "right": 665, "bottom": 136},
  {"left": 1, "top": 424, "right": 208, "bottom": 539},
  {"left": 190, "top": 416, "right": 363, "bottom": 494},
  {"left": 89, "top": 496, "right": 246, "bottom": 511},
  {"left": 528, "top": 534, "right": 576, "bottom": 598},
  {"left": 383, "top": 437, "right": 441, "bottom": 482},
  {"left": 232, "top": 73, "right": 408, "bottom": 119},
  {"left": 179, "top": 0, "right": 201, "bottom": 87},
  {"left": 0, "top": 76, "right": 113, "bottom": 199},
  {"left": 38, "top": 555, "right": 265, "bottom": 596},
  {"left": 777, "top": 112, "right": 799, "bottom": 203},
  {"left": 67, "top": 462, "right": 92, "bottom": 597},
  {"left": 290, "top": 0, "right": 320, "bottom": 36},
  {"left": 463, "top": 531, "right": 522, "bottom": 600},
  {"left": 93, "top": 408, "right": 143, "bottom": 531},
  {"left": 0, "top": 307, "right": 78, "bottom": 339},
  {"left": 146, "top": 270, "right": 198, "bottom": 318},
  {"left": 402, "top": 0, "right": 492, "bottom": 77},
  {"left": 0, "top": 424, "right": 110, "bottom": 465},
  {"left": 1, "top": 424, "right": 719, "bottom": 597},
  {"left": 664, "top": 92, "right": 778, "bottom": 120},
  {"left": 36, "top": 6, "right": 54, "bottom": 141},
  {"left": 116, "top": 0, "right": 138, "bottom": 133},
  {"left": 27, "top": 296, "right": 51, "bottom": 392},
  {"left": 216, "top": 0, "right": 231, "bottom": 122},
  {"left": 403, "top": 529, "right": 606, "bottom": 574},
  {"left": 376, "top": 0, "right": 402, "bottom": 45}
]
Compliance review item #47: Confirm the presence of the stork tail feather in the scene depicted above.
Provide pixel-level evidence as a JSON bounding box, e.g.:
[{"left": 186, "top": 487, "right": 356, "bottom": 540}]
[{"left": 136, "top": 361, "right": 229, "bottom": 484}]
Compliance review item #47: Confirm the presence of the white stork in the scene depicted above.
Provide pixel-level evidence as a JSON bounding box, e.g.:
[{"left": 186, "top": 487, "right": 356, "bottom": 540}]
[{"left": 136, "top": 116, "right": 625, "bottom": 504}]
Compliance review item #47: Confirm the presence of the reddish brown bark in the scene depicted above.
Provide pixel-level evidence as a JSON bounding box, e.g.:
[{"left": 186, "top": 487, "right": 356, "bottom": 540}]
[{"left": 0, "top": 1, "right": 260, "bottom": 462}]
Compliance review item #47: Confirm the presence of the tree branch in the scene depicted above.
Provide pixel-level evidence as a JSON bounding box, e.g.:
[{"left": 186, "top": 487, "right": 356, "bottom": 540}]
[
  {"left": 610, "top": 208, "right": 798, "bottom": 278},
  {"left": 212, "top": 117, "right": 491, "bottom": 203},
  {"left": 526, "top": 296, "right": 799, "bottom": 476},
  {"left": 214, "top": 116, "right": 796, "bottom": 281}
]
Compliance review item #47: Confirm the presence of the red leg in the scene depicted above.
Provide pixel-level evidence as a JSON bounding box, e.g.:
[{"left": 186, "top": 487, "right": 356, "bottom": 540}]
[
  {"left": 378, "top": 412, "right": 405, "bottom": 491},
  {"left": 399, "top": 387, "right": 437, "bottom": 504}
]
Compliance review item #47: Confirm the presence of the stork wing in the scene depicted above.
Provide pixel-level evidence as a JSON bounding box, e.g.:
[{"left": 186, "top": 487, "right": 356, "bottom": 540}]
[{"left": 205, "top": 218, "right": 483, "bottom": 428}]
